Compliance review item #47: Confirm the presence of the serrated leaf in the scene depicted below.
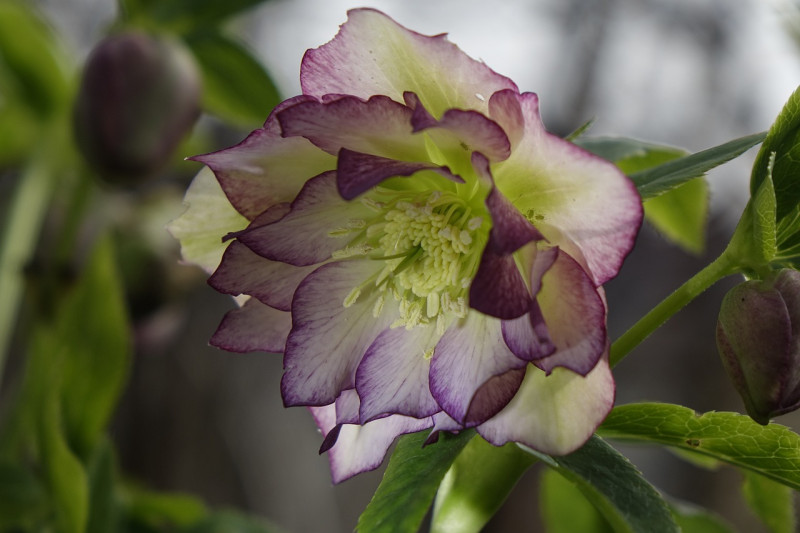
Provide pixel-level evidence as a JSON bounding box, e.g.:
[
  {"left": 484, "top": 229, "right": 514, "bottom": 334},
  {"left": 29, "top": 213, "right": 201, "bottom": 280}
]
[
  {"left": 431, "top": 438, "right": 536, "bottom": 533},
  {"left": 524, "top": 436, "right": 678, "bottom": 533},
  {"left": 539, "top": 467, "right": 613, "bottom": 533},
  {"left": 598, "top": 403, "right": 800, "bottom": 490},
  {"left": 752, "top": 168, "right": 777, "bottom": 263},
  {"left": 357, "top": 430, "right": 474, "bottom": 533},
  {"left": 628, "top": 132, "right": 765, "bottom": 199},
  {"left": 742, "top": 470, "right": 796, "bottom": 533},
  {"left": 751, "top": 86, "right": 800, "bottom": 221},
  {"left": 58, "top": 236, "right": 131, "bottom": 456},
  {"left": 186, "top": 31, "right": 280, "bottom": 127}
]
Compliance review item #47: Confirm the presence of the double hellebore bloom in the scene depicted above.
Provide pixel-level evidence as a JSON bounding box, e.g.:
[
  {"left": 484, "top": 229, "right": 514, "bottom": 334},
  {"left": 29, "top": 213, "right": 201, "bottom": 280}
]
[
  {"left": 717, "top": 269, "right": 800, "bottom": 424},
  {"left": 171, "top": 9, "right": 642, "bottom": 482}
]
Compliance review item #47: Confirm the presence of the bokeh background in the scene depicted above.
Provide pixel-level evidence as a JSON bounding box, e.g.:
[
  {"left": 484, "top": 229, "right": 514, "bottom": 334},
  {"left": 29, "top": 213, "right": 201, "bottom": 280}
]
[{"left": 4, "top": 0, "right": 800, "bottom": 531}]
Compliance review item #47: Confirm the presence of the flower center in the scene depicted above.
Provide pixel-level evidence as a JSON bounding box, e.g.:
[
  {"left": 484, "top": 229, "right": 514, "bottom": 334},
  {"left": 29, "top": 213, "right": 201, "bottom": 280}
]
[{"left": 335, "top": 189, "right": 486, "bottom": 332}]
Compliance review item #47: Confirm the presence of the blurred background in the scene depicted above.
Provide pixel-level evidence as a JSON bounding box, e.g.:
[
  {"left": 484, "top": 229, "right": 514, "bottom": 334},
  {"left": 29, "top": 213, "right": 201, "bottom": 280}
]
[{"left": 2, "top": 0, "right": 800, "bottom": 531}]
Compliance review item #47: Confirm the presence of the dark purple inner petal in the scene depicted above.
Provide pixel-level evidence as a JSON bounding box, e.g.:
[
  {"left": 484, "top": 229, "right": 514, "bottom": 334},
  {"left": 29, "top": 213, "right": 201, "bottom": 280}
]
[
  {"left": 463, "top": 367, "right": 526, "bottom": 427},
  {"left": 501, "top": 303, "right": 556, "bottom": 361},
  {"left": 469, "top": 247, "right": 531, "bottom": 320}
]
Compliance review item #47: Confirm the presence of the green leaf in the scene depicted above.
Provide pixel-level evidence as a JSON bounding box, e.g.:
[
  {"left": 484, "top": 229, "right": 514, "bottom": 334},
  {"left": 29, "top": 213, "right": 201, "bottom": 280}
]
[
  {"left": 669, "top": 501, "right": 735, "bottom": 533},
  {"left": 87, "top": 438, "right": 120, "bottom": 533},
  {"left": 598, "top": 402, "right": 800, "bottom": 490},
  {"left": 0, "top": 1, "right": 70, "bottom": 118},
  {"left": 357, "top": 430, "right": 475, "bottom": 533},
  {"left": 40, "top": 389, "right": 89, "bottom": 533},
  {"left": 644, "top": 178, "right": 709, "bottom": 254},
  {"left": 187, "top": 510, "right": 284, "bottom": 533},
  {"left": 123, "top": 485, "right": 207, "bottom": 529},
  {"left": 742, "top": 470, "right": 796, "bottom": 533},
  {"left": 431, "top": 438, "right": 536, "bottom": 533},
  {"left": 628, "top": 132, "right": 765, "bottom": 199},
  {"left": 752, "top": 166, "right": 778, "bottom": 264},
  {"left": 57, "top": 236, "right": 132, "bottom": 456},
  {"left": 576, "top": 137, "right": 708, "bottom": 253},
  {"left": 539, "top": 467, "right": 613, "bottom": 533},
  {"left": 524, "top": 436, "right": 679, "bottom": 533},
  {"left": 186, "top": 30, "right": 280, "bottom": 127},
  {"left": 120, "top": 0, "right": 271, "bottom": 33},
  {"left": 0, "top": 461, "right": 47, "bottom": 528},
  {"left": 751, "top": 86, "right": 800, "bottom": 222}
]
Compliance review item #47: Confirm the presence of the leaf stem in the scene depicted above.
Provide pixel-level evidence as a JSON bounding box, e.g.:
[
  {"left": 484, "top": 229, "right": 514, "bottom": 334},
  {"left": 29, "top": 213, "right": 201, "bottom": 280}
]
[{"left": 610, "top": 252, "right": 739, "bottom": 368}]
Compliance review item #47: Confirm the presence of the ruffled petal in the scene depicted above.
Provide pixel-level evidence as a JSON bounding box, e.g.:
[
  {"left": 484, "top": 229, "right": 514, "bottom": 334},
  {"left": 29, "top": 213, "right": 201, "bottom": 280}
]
[
  {"left": 404, "top": 92, "right": 511, "bottom": 164},
  {"left": 167, "top": 168, "right": 249, "bottom": 274},
  {"left": 191, "top": 100, "right": 336, "bottom": 219},
  {"left": 493, "top": 92, "right": 642, "bottom": 285},
  {"left": 282, "top": 260, "right": 398, "bottom": 407},
  {"left": 337, "top": 149, "right": 459, "bottom": 201},
  {"left": 208, "top": 241, "right": 317, "bottom": 312},
  {"left": 430, "top": 313, "right": 527, "bottom": 426},
  {"left": 477, "top": 359, "right": 615, "bottom": 455},
  {"left": 277, "top": 95, "right": 429, "bottom": 161},
  {"left": 310, "top": 404, "right": 432, "bottom": 484},
  {"left": 488, "top": 89, "right": 524, "bottom": 149},
  {"left": 356, "top": 325, "right": 442, "bottom": 423},
  {"left": 300, "top": 8, "right": 517, "bottom": 117},
  {"left": 210, "top": 298, "right": 291, "bottom": 353},
  {"left": 237, "top": 172, "right": 374, "bottom": 266},
  {"left": 535, "top": 250, "right": 608, "bottom": 376}
]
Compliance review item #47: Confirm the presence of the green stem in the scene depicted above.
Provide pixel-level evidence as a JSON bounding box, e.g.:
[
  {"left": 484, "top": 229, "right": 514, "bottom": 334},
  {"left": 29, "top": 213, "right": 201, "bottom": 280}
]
[
  {"left": 609, "top": 252, "right": 739, "bottom": 368},
  {"left": 0, "top": 148, "right": 57, "bottom": 379}
]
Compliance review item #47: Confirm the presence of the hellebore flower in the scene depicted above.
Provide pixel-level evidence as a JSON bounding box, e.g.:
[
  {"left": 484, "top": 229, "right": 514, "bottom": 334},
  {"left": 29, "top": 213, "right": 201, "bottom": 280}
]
[
  {"left": 171, "top": 9, "right": 642, "bottom": 483},
  {"left": 74, "top": 31, "right": 201, "bottom": 184},
  {"left": 717, "top": 268, "right": 800, "bottom": 424}
]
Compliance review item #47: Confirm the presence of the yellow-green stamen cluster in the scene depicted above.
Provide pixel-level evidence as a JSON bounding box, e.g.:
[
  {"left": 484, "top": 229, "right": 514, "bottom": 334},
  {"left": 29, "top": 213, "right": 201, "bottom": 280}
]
[{"left": 335, "top": 188, "right": 486, "bottom": 333}]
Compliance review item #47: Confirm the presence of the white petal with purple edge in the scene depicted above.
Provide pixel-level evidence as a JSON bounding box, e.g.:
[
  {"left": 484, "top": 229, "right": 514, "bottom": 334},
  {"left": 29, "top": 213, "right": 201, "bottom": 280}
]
[
  {"left": 237, "top": 172, "right": 374, "bottom": 266},
  {"left": 493, "top": 92, "right": 642, "bottom": 285},
  {"left": 430, "top": 312, "right": 527, "bottom": 426},
  {"left": 210, "top": 298, "right": 291, "bottom": 353},
  {"left": 310, "top": 405, "right": 432, "bottom": 484},
  {"left": 282, "top": 260, "right": 398, "bottom": 407},
  {"left": 535, "top": 250, "right": 607, "bottom": 376},
  {"left": 192, "top": 122, "right": 335, "bottom": 219},
  {"left": 209, "top": 241, "right": 318, "bottom": 312},
  {"left": 356, "top": 325, "right": 442, "bottom": 423},
  {"left": 477, "top": 359, "right": 615, "bottom": 455},
  {"left": 167, "top": 168, "right": 248, "bottom": 274},
  {"left": 301, "top": 9, "right": 517, "bottom": 118}
]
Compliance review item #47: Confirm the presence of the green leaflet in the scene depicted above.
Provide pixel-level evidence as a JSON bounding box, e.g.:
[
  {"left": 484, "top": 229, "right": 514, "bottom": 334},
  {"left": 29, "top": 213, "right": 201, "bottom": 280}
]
[
  {"left": 524, "top": 436, "right": 678, "bottom": 533},
  {"left": 119, "top": 0, "right": 273, "bottom": 33},
  {"left": 598, "top": 403, "right": 800, "bottom": 490},
  {"left": 742, "top": 470, "right": 797, "bottom": 533},
  {"left": 539, "top": 467, "right": 614, "bottom": 533},
  {"left": 357, "top": 430, "right": 474, "bottom": 533},
  {"left": 431, "top": 438, "right": 536, "bottom": 533},
  {"left": 186, "top": 30, "right": 281, "bottom": 127}
]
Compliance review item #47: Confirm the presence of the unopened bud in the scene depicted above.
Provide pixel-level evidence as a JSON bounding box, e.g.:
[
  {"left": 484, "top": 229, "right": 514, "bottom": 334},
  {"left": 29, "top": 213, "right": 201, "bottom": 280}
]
[
  {"left": 716, "top": 268, "right": 800, "bottom": 424},
  {"left": 73, "top": 31, "right": 201, "bottom": 184}
]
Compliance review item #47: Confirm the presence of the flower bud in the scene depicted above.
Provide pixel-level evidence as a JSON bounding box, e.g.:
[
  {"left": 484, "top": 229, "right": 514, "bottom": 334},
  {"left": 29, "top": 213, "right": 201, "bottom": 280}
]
[
  {"left": 716, "top": 268, "right": 800, "bottom": 424},
  {"left": 73, "top": 31, "right": 201, "bottom": 185}
]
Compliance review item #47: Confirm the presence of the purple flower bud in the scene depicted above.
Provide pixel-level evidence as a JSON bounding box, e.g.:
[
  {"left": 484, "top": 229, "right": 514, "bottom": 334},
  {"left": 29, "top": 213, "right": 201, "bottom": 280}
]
[
  {"left": 716, "top": 268, "right": 800, "bottom": 424},
  {"left": 73, "top": 31, "right": 201, "bottom": 184}
]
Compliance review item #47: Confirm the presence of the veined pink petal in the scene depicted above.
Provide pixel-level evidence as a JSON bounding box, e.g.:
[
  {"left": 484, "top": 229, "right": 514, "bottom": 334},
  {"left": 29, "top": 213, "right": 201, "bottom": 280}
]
[
  {"left": 192, "top": 98, "right": 336, "bottom": 219},
  {"left": 277, "top": 95, "right": 429, "bottom": 161},
  {"left": 493, "top": 92, "right": 642, "bottom": 285},
  {"left": 534, "top": 249, "right": 608, "bottom": 375},
  {"left": 210, "top": 298, "right": 291, "bottom": 353},
  {"left": 310, "top": 404, "right": 432, "bottom": 484},
  {"left": 237, "top": 172, "right": 374, "bottom": 266},
  {"left": 208, "top": 241, "right": 317, "bottom": 312},
  {"left": 477, "top": 359, "right": 615, "bottom": 455},
  {"left": 430, "top": 313, "right": 527, "bottom": 426},
  {"left": 282, "top": 260, "right": 398, "bottom": 407},
  {"left": 488, "top": 89, "right": 524, "bottom": 149},
  {"left": 356, "top": 325, "right": 442, "bottom": 423},
  {"left": 300, "top": 9, "right": 517, "bottom": 117}
]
